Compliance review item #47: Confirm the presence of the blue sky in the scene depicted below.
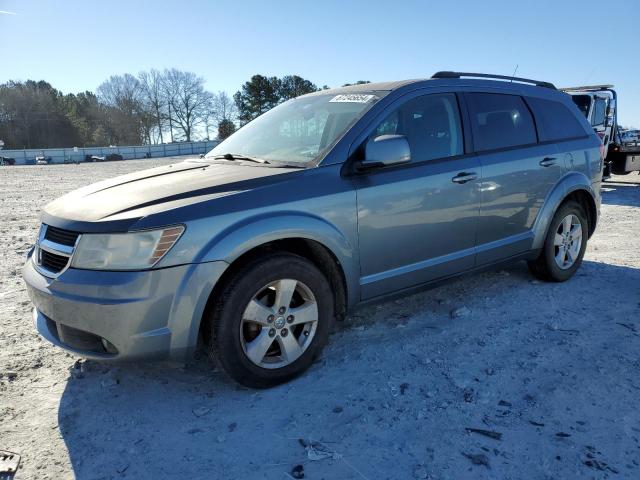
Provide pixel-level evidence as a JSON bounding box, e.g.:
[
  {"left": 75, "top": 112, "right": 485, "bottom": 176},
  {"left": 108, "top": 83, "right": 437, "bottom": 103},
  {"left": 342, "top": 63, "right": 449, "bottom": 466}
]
[{"left": 1, "top": 0, "right": 639, "bottom": 126}]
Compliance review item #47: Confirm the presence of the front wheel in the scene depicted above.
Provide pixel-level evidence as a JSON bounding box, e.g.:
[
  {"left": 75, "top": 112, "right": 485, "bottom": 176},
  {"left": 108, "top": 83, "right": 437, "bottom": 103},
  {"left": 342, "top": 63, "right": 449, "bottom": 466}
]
[
  {"left": 527, "top": 201, "right": 588, "bottom": 282},
  {"left": 208, "top": 253, "right": 334, "bottom": 388}
]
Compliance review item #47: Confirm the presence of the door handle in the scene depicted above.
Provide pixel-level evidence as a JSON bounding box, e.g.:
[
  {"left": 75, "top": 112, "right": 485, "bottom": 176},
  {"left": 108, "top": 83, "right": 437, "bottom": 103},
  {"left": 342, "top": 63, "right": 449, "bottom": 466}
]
[
  {"left": 539, "top": 157, "right": 557, "bottom": 167},
  {"left": 452, "top": 172, "right": 478, "bottom": 184}
]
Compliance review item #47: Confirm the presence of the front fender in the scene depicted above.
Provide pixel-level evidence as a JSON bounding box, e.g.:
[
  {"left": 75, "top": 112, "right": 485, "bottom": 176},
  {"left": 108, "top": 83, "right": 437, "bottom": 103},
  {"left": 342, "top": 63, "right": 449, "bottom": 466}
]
[
  {"left": 532, "top": 172, "right": 596, "bottom": 250},
  {"left": 196, "top": 211, "right": 359, "bottom": 305}
]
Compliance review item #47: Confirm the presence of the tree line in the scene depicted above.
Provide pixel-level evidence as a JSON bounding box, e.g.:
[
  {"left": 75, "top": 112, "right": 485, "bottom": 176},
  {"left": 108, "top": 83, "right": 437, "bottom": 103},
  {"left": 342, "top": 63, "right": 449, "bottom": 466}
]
[{"left": 0, "top": 71, "right": 370, "bottom": 150}]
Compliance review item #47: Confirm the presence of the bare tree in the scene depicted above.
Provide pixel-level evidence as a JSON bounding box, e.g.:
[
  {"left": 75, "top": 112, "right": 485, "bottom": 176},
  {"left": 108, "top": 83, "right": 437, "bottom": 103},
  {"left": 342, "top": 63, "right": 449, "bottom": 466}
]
[
  {"left": 97, "top": 74, "right": 143, "bottom": 115},
  {"left": 138, "top": 69, "right": 166, "bottom": 144},
  {"left": 163, "top": 69, "right": 211, "bottom": 142},
  {"left": 200, "top": 91, "right": 239, "bottom": 140},
  {"left": 202, "top": 94, "right": 218, "bottom": 140},
  {"left": 97, "top": 74, "right": 147, "bottom": 144},
  {"left": 213, "top": 91, "right": 237, "bottom": 124}
]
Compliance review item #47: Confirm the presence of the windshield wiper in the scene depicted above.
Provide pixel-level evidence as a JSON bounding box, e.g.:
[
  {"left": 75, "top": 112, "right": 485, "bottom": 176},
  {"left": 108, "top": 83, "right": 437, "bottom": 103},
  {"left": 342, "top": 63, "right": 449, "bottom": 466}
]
[{"left": 213, "top": 153, "right": 269, "bottom": 164}]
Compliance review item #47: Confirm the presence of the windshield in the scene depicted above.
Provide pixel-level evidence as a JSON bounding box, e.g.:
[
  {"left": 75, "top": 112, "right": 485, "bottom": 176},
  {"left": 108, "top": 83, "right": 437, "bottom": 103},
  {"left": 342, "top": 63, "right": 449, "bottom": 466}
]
[{"left": 206, "top": 92, "right": 383, "bottom": 166}]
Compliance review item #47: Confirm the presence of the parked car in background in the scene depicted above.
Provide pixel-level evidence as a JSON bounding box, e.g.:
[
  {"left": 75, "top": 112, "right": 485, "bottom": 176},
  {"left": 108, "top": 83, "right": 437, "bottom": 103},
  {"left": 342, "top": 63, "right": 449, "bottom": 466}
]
[
  {"left": 0, "top": 155, "right": 16, "bottom": 166},
  {"left": 621, "top": 130, "right": 640, "bottom": 143},
  {"left": 35, "top": 154, "right": 52, "bottom": 165},
  {"left": 24, "top": 72, "right": 602, "bottom": 387},
  {"left": 84, "top": 153, "right": 124, "bottom": 162}
]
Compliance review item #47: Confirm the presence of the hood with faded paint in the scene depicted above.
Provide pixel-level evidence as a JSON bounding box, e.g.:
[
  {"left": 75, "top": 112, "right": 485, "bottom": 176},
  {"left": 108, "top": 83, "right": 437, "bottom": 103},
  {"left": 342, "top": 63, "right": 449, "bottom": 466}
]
[{"left": 43, "top": 160, "right": 301, "bottom": 230}]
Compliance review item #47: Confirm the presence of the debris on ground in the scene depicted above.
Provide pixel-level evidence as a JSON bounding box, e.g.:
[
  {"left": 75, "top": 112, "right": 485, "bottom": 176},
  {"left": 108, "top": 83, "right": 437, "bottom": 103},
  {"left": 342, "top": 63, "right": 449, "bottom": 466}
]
[
  {"left": 450, "top": 307, "right": 471, "bottom": 318},
  {"left": 99, "top": 372, "right": 119, "bottom": 388},
  {"left": 465, "top": 428, "right": 503, "bottom": 440},
  {"left": 298, "top": 439, "right": 341, "bottom": 461},
  {"left": 582, "top": 445, "right": 619, "bottom": 474},
  {"left": 461, "top": 451, "right": 491, "bottom": 468},
  {"left": 0, "top": 450, "right": 21, "bottom": 476},
  {"left": 463, "top": 388, "right": 475, "bottom": 403},
  {"left": 290, "top": 464, "right": 304, "bottom": 479},
  {"left": 192, "top": 407, "right": 211, "bottom": 418}
]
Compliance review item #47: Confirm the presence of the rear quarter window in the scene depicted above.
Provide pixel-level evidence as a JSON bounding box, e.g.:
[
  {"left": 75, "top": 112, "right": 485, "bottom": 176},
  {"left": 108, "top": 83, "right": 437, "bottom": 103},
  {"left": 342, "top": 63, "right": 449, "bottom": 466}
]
[
  {"left": 526, "top": 97, "right": 587, "bottom": 142},
  {"left": 466, "top": 93, "right": 537, "bottom": 152}
]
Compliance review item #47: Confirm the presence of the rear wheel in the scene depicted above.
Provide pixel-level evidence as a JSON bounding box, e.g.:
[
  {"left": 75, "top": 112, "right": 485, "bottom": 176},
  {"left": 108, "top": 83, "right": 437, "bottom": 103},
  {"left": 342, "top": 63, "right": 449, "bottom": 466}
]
[
  {"left": 209, "top": 253, "right": 334, "bottom": 388},
  {"left": 528, "top": 201, "right": 588, "bottom": 282}
]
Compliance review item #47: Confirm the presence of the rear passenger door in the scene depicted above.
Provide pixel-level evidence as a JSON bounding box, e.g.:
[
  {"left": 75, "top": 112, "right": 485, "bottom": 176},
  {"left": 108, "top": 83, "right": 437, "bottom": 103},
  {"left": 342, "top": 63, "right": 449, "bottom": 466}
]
[
  {"left": 527, "top": 96, "right": 599, "bottom": 184},
  {"left": 465, "top": 92, "right": 563, "bottom": 265}
]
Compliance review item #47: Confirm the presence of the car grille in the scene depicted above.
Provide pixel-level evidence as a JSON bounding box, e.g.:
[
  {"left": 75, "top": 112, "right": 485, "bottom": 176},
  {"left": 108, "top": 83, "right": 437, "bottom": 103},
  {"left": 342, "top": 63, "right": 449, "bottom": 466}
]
[
  {"left": 41, "top": 249, "right": 70, "bottom": 273},
  {"left": 35, "top": 224, "right": 81, "bottom": 276},
  {"left": 44, "top": 226, "right": 80, "bottom": 247}
]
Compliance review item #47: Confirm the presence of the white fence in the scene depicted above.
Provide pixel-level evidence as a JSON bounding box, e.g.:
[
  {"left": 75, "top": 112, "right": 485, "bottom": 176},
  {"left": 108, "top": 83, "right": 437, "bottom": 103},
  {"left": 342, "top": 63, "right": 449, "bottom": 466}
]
[{"left": 0, "top": 140, "right": 220, "bottom": 165}]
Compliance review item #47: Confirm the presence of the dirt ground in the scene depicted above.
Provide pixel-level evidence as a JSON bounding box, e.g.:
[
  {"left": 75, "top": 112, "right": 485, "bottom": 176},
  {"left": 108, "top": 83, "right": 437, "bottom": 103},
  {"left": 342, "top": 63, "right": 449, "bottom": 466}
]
[{"left": 1, "top": 159, "right": 639, "bottom": 480}]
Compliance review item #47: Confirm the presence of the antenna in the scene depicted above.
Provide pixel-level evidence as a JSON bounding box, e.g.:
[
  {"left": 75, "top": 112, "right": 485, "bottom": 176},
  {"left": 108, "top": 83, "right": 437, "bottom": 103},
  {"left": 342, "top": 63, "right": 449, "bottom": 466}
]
[
  {"left": 583, "top": 66, "right": 596, "bottom": 85},
  {"left": 510, "top": 65, "right": 519, "bottom": 82}
]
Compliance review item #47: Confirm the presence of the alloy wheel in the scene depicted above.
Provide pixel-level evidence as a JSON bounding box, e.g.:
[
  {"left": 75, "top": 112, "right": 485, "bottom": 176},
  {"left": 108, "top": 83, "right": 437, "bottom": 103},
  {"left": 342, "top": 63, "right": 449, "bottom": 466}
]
[
  {"left": 240, "top": 279, "right": 318, "bottom": 369},
  {"left": 553, "top": 214, "right": 582, "bottom": 270}
]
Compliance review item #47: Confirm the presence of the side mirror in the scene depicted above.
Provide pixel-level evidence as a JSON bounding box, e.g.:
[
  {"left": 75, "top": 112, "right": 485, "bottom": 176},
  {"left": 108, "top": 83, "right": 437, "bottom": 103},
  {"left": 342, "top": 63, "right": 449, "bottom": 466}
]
[{"left": 360, "top": 134, "right": 411, "bottom": 170}]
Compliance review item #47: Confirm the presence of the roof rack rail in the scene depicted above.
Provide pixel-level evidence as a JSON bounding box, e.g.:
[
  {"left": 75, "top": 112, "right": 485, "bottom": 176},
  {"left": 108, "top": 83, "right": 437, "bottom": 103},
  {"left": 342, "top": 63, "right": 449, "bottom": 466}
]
[{"left": 431, "top": 71, "right": 556, "bottom": 90}]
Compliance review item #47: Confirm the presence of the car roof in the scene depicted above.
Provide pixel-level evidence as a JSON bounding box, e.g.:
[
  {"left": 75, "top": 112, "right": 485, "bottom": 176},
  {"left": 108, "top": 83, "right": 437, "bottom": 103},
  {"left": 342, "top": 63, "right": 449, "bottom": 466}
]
[
  {"left": 304, "top": 76, "right": 569, "bottom": 103},
  {"left": 311, "top": 79, "right": 423, "bottom": 95}
]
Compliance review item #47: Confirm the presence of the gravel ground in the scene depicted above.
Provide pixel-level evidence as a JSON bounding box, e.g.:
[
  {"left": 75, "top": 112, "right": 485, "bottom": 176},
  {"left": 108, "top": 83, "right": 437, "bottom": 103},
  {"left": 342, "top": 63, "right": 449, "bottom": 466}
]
[{"left": 1, "top": 159, "right": 639, "bottom": 480}]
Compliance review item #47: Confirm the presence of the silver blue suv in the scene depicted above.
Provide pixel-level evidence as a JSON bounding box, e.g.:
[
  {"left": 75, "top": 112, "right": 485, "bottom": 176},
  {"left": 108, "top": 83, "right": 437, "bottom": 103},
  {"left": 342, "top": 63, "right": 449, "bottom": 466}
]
[{"left": 23, "top": 72, "right": 602, "bottom": 387}]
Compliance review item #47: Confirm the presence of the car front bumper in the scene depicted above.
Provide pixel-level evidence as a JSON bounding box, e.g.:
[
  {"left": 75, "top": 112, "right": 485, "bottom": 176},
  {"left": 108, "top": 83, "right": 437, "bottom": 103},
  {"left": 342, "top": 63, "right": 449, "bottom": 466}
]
[{"left": 23, "top": 254, "right": 228, "bottom": 362}]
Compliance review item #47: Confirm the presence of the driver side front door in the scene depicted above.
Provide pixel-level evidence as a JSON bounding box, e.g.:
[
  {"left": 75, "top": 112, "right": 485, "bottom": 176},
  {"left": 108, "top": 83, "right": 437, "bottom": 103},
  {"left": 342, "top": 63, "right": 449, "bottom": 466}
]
[{"left": 352, "top": 92, "right": 481, "bottom": 299}]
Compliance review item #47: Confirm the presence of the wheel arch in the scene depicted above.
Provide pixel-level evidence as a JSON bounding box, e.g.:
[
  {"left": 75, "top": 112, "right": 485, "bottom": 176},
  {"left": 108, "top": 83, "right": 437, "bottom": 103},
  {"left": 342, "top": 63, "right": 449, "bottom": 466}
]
[
  {"left": 532, "top": 173, "right": 598, "bottom": 250},
  {"left": 194, "top": 213, "right": 358, "bottom": 348},
  {"left": 562, "top": 188, "right": 597, "bottom": 238}
]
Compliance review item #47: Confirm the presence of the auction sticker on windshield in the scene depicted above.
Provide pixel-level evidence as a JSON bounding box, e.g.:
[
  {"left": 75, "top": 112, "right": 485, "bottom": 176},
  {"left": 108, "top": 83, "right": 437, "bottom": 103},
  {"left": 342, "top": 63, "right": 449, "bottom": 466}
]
[{"left": 329, "top": 94, "right": 376, "bottom": 103}]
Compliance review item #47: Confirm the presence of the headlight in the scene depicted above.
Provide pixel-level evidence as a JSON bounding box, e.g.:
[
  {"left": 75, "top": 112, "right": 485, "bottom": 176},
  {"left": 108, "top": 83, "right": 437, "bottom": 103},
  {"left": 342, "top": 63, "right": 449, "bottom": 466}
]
[{"left": 70, "top": 226, "right": 184, "bottom": 270}]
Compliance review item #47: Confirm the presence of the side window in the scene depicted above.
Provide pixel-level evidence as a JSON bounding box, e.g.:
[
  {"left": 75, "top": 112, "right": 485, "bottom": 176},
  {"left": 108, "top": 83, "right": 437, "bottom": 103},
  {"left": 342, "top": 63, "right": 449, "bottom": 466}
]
[
  {"left": 375, "top": 110, "right": 399, "bottom": 136},
  {"left": 466, "top": 93, "right": 537, "bottom": 152},
  {"left": 372, "top": 93, "right": 463, "bottom": 161},
  {"left": 591, "top": 98, "right": 607, "bottom": 126},
  {"left": 526, "top": 97, "right": 586, "bottom": 142}
]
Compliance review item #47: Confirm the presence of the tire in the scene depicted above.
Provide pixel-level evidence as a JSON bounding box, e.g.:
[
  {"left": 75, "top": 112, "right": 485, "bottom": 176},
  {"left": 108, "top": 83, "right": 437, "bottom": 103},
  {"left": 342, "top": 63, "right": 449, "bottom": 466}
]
[
  {"left": 208, "top": 253, "right": 334, "bottom": 388},
  {"left": 527, "top": 200, "right": 588, "bottom": 282}
]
